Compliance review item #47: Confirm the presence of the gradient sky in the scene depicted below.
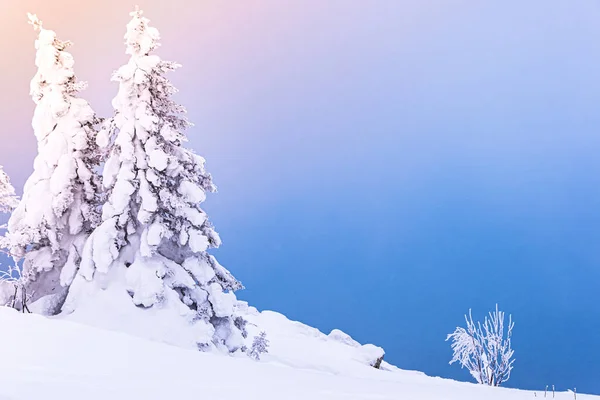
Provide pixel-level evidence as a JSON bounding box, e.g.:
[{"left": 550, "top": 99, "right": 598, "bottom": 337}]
[{"left": 2, "top": 0, "right": 600, "bottom": 394}]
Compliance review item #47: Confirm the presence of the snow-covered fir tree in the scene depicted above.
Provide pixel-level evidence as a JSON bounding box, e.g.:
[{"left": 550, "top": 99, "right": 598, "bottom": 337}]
[
  {"left": 0, "top": 166, "right": 18, "bottom": 213},
  {"left": 1, "top": 14, "right": 102, "bottom": 314},
  {"left": 66, "top": 8, "right": 245, "bottom": 352}
]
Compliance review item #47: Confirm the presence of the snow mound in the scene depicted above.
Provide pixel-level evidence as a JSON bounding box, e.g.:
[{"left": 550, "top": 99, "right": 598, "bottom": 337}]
[
  {"left": 329, "top": 328, "right": 361, "bottom": 347},
  {"left": 61, "top": 269, "right": 217, "bottom": 350},
  {"left": 238, "top": 301, "right": 387, "bottom": 373}
]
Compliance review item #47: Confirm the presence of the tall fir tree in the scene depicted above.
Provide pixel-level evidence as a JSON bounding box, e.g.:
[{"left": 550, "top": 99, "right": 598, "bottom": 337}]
[
  {"left": 0, "top": 166, "right": 18, "bottom": 213},
  {"left": 67, "top": 8, "right": 245, "bottom": 352},
  {"left": 1, "top": 14, "right": 102, "bottom": 314}
]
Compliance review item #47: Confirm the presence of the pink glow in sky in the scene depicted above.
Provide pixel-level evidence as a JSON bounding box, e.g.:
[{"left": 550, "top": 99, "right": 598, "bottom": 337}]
[{"left": 0, "top": 0, "right": 444, "bottom": 189}]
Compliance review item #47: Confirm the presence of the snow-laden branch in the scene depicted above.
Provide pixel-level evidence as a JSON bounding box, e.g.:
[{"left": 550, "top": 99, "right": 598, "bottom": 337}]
[{"left": 27, "top": 13, "right": 42, "bottom": 31}]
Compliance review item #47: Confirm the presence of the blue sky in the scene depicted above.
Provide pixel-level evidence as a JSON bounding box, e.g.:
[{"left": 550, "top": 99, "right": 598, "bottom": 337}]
[
  {"left": 2, "top": 0, "right": 600, "bottom": 393},
  {"left": 205, "top": 1, "right": 600, "bottom": 392}
]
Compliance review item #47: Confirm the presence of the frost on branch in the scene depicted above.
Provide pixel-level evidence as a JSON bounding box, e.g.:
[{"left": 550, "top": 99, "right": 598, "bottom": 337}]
[
  {"left": 1, "top": 15, "right": 102, "bottom": 315},
  {"left": 0, "top": 166, "right": 18, "bottom": 213},
  {"left": 66, "top": 8, "right": 245, "bottom": 353},
  {"left": 446, "top": 304, "right": 515, "bottom": 387}
]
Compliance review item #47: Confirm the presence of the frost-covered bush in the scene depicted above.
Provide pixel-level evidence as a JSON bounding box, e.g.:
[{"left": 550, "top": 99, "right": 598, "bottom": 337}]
[
  {"left": 446, "top": 305, "right": 515, "bottom": 387},
  {"left": 0, "top": 264, "right": 31, "bottom": 313},
  {"left": 248, "top": 332, "right": 270, "bottom": 360},
  {"left": 0, "top": 165, "right": 20, "bottom": 308}
]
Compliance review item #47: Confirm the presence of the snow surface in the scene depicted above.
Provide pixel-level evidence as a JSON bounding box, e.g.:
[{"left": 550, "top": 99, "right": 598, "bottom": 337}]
[{"left": 0, "top": 305, "right": 594, "bottom": 399}]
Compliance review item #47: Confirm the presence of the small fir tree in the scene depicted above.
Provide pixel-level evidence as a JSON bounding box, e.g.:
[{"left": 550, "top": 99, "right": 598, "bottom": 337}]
[{"left": 248, "top": 331, "right": 270, "bottom": 360}]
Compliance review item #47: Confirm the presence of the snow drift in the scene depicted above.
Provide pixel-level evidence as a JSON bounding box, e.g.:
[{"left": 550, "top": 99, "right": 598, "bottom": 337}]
[{"left": 0, "top": 305, "right": 595, "bottom": 400}]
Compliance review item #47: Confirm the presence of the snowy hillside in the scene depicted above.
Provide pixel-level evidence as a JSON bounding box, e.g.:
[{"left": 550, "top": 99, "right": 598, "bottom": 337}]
[{"left": 0, "top": 306, "right": 593, "bottom": 400}]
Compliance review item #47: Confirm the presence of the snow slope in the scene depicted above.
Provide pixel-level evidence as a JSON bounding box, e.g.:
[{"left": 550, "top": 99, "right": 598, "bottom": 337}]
[{"left": 0, "top": 306, "right": 594, "bottom": 400}]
